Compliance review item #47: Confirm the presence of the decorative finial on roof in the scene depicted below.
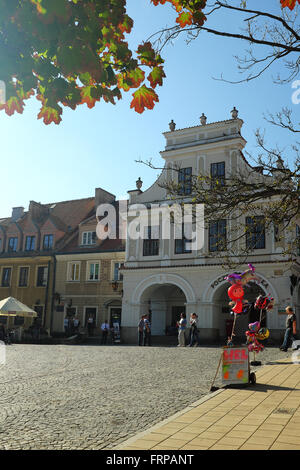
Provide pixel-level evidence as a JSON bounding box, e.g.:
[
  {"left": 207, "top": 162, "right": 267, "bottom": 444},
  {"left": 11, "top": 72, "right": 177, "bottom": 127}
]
[
  {"left": 200, "top": 113, "right": 207, "bottom": 125},
  {"left": 169, "top": 119, "right": 176, "bottom": 131},
  {"left": 231, "top": 106, "right": 239, "bottom": 119},
  {"left": 136, "top": 177, "right": 143, "bottom": 190}
]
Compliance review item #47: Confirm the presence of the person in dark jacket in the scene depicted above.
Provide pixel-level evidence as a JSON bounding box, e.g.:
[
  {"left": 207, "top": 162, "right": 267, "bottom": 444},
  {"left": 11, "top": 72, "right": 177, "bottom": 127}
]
[{"left": 280, "top": 306, "right": 297, "bottom": 352}]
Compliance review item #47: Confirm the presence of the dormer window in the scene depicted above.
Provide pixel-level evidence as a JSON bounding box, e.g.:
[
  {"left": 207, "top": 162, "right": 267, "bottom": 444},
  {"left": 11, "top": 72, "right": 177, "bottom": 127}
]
[
  {"left": 82, "top": 231, "right": 96, "bottom": 246},
  {"left": 8, "top": 237, "right": 18, "bottom": 252},
  {"left": 25, "top": 236, "right": 36, "bottom": 251},
  {"left": 43, "top": 234, "right": 54, "bottom": 250}
]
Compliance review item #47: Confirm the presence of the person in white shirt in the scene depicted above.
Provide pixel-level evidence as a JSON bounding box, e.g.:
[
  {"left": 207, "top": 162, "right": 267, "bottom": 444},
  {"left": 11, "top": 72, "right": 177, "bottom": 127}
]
[{"left": 101, "top": 320, "right": 110, "bottom": 345}]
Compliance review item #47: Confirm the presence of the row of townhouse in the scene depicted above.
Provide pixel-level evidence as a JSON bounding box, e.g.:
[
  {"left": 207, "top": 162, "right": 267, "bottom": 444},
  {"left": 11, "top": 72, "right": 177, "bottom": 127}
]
[
  {"left": 1, "top": 110, "right": 299, "bottom": 342},
  {"left": 0, "top": 188, "right": 125, "bottom": 335}
]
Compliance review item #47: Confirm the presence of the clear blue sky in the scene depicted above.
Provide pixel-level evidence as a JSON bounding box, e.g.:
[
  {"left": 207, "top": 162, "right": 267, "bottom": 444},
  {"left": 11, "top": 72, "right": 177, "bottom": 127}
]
[{"left": 0, "top": 0, "right": 298, "bottom": 217}]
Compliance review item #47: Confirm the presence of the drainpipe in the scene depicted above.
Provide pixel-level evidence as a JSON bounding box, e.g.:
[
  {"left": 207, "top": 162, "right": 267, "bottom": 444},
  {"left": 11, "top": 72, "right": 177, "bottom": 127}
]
[
  {"left": 44, "top": 259, "right": 51, "bottom": 330},
  {"left": 49, "top": 254, "right": 56, "bottom": 336}
]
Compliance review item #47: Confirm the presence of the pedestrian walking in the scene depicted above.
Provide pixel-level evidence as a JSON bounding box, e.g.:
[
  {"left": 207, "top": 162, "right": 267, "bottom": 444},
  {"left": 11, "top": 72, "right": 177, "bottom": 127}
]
[
  {"left": 138, "top": 315, "right": 145, "bottom": 346},
  {"left": 73, "top": 316, "right": 80, "bottom": 333},
  {"left": 101, "top": 320, "right": 110, "bottom": 344},
  {"left": 280, "top": 306, "right": 297, "bottom": 352},
  {"left": 189, "top": 313, "right": 200, "bottom": 347},
  {"left": 177, "top": 312, "right": 187, "bottom": 347},
  {"left": 143, "top": 314, "right": 151, "bottom": 346},
  {"left": 64, "top": 317, "right": 70, "bottom": 337}
]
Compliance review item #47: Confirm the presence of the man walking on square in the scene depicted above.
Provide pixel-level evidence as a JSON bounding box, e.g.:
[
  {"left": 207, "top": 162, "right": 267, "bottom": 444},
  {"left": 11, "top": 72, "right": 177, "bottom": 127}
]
[
  {"left": 280, "top": 306, "right": 297, "bottom": 352},
  {"left": 189, "top": 313, "right": 200, "bottom": 347},
  {"left": 101, "top": 319, "right": 110, "bottom": 345},
  {"left": 177, "top": 312, "right": 187, "bottom": 347}
]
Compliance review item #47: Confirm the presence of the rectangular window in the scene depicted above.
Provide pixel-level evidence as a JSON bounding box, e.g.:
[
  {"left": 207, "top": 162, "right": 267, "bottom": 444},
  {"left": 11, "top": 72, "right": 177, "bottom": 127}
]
[
  {"left": 143, "top": 226, "right": 159, "bottom": 257},
  {"left": 246, "top": 216, "right": 265, "bottom": 250},
  {"left": 1, "top": 267, "right": 11, "bottom": 287},
  {"left": 88, "top": 262, "right": 100, "bottom": 281},
  {"left": 113, "top": 262, "right": 123, "bottom": 281},
  {"left": 36, "top": 266, "right": 48, "bottom": 287},
  {"left": 19, "top": 267, "right": 29, "bottom": 287},
  {"left": 174, "top": 224, "right": 192, "bottom": 254},
  {"left": 209, "top": 220, "right": 227, "bottom": 252},
  {"left": 68, "top": 262, "right": 80, "bottom": 281},
  {"left": 82, "top": 231, "right": 96, "bottom": 245},
  {"left": 178, "top": 167, "right": 192, "bottom": 195},
  {"left": 8, "top": 237, "right": 18, "bottom": 252},
  {"left": 211, "top": 162, "right": 225, "bottom": 187},
  {"left": 43, "top": 234, "right": 54, "bottom": 250},
  {"left": 25, "top": 235, "right": 35, "bottom": 251}
]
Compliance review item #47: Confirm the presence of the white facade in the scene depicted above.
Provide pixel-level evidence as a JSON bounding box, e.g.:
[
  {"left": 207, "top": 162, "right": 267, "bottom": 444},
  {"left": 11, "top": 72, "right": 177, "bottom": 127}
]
[{"left": 121, "top": 114, "right": 300, "bottom": 343}]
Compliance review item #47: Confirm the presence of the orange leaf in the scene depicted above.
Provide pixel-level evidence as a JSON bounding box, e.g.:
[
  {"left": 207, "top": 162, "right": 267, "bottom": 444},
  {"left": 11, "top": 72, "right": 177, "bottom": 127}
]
[
  {"left": 147, "top": 66, "right": 166, "bottom": 89},
  {"left": 176, "top": 11, "right": 193, "bottom": 28},
  {"left": 130, "top": 85, "right": 159, "bottom": 113},
  {"left": 280, "top": 0, "right": 300, "bottom": 9},
  {"left": 38, "top": 105, "right": 62, "bottom": 125},
  {"left": 0, "top": 96, "right": 24, "bottom": 116}
]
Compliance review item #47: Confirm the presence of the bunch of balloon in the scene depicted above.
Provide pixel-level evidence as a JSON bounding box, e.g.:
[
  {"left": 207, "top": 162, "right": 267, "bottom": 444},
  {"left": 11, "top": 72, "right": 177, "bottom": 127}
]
[
  {"left": 246, "top": 321, "right": 270, "bottom": 353},
  {"left": 246, "top": 294, "right": 274, "bottom": 366},
  {"left": 226, "top": 264, "right": 259, "bottom": 346}
]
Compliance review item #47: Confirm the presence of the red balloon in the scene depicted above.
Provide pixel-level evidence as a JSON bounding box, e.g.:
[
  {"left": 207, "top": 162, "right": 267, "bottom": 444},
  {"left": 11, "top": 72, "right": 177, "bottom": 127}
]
[{"left": 228, "top": 284, "right": 244, "bottom": 314}]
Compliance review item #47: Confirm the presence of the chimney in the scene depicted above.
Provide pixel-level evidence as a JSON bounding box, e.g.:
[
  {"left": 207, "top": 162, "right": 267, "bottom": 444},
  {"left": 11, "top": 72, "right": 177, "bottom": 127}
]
[
  {"left": 11, "top": 207, "right": 24, "bottom": 222},
  {"left": 95, "top": 188, "right": 116, "bottom": 209},
  {"left": 29, "top": 201, "right": 49, "bottom": 221}
]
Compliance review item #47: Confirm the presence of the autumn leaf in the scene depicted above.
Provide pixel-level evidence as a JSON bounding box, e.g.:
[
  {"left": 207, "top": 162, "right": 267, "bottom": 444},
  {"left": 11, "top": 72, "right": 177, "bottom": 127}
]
[
  {"left": 137, "top": 42, "right": 158, "bottom": 66},
  {"left": 147, "top": 66, "right": 166, "bottom": 88},
  {"left": 130, "top": 85, "right": 159, "bottom": 113},
  {"left": 280, "top": 0, "right": 300, "bottom": 9},
  {"left": 38, "top": 104, "right": 62, "bottom": 125},
  {"left": 176, "top": 11, "right": 193, "bottom": 28},
  {"left": 117, "top": 67, "right": 145, "bottom": 91},
  {"left": 0, "top": 96, "right": 24, "bottom": 116},
  {"left": 79, "top": 86, "right": 100, "bottom": 109},
  {"left": 118, "top": 14, "right": 134, "bottom": 34}
]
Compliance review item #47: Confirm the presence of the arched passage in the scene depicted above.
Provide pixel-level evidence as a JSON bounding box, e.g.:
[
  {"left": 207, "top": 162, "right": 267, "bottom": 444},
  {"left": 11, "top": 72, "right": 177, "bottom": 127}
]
[
  {"left": 131, "top": 273, "right": 196, "bottom": 336},
  {"left": 140, "top": 283, "right": 187, "bottom": 335}
]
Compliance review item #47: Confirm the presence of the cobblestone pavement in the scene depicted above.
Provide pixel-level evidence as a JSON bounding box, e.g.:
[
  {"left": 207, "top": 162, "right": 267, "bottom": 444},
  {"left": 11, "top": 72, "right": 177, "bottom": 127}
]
[{"left": 0, "top": 343, "right": 288, "bottom": 450}]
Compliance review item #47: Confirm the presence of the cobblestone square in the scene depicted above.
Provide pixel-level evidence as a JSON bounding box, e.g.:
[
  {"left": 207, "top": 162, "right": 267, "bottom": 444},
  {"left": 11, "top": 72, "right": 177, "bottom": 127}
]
[{"left": 0, "top": 344, "right": 286, "bottom": 450}]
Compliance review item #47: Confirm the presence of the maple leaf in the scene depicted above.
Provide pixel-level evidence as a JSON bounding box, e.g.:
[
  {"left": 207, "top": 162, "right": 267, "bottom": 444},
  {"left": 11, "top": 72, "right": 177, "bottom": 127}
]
[
  {"left": 280, "top": 0, "right": 300, "bottom": 9},
  {"left": 0, "top": 96, "right": 24, "bottom": 116},
  {"left": 117, "top": 68, "right": 145, "bottom": 91},
  {"left": 38, "top": 104, "right": 62, "bottom": 125},
  {"left": 147, "top": 66, "right": 166, "bottom": 88},
  {"left": 137, "top": 42, "right": 158, "bottom": 66},
  {"left": 79, "top": 86, "right": 101, "bottom": 109},
  {"left": 118, "top": 14, "right": 134, "bottom": 34},
  {"left": 130, "top": 85, "right": 159, "bottom": 113},
  {"left": 176, "top": 11, "right": 193, "bottom": 28}
]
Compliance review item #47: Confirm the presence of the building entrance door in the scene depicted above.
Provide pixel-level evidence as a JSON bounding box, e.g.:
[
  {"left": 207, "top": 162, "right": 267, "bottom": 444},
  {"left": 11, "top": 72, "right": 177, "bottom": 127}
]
[{"left": 171, "top": 306, "right": 186, "bottom": 327}]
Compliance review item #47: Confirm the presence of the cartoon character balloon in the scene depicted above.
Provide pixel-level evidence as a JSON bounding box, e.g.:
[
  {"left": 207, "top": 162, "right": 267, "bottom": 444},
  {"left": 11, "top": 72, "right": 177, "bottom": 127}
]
[
  {"left": 227, "top": 283, "right": 245, "bottom": 314},
  {"left": 245, "top": 321, "right": 270, "bottom": 353},
  {"left": 226, "top": 264, "right": 258, "bottom": 315}
]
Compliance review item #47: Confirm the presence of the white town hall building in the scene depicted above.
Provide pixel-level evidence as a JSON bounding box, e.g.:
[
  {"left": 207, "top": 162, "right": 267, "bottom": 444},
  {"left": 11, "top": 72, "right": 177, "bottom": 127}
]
[{"left": 120, "top": 110, "right": 300, "bottom": 344}]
